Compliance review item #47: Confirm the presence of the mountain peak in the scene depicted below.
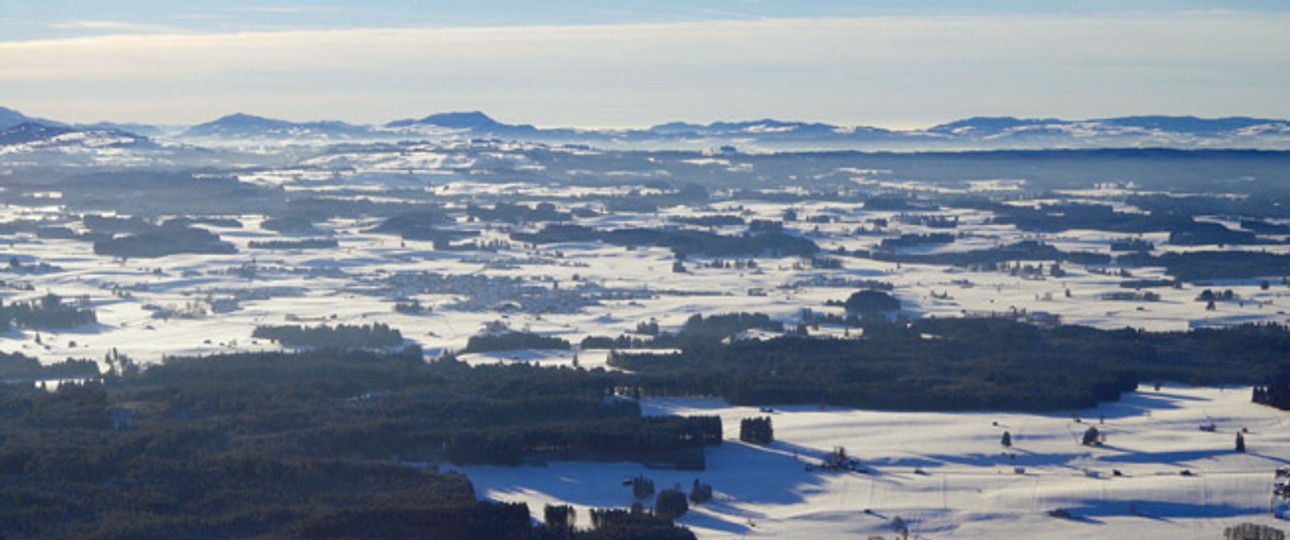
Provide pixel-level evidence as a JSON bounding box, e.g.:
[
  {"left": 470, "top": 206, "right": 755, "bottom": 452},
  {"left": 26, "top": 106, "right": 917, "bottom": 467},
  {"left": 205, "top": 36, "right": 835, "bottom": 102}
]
[
  {"left": 385, "top": 111, "right": 536, "bottom": 132},
  {"left": 205, "top": 113, "right": 289, "bottom": 127},
  {"left": 221, "top": 112, "right": 266, "bottom": 121},
  {"left": 420, "top": 111, "right": 499, "bottom": 128}
]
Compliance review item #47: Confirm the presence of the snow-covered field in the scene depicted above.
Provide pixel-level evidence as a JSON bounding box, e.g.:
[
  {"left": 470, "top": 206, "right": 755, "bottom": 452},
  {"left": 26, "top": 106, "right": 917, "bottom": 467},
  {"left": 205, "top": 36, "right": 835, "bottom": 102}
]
[
  {"left": 456, "top": 385, "right": 1290, "bottom": 539},
  {"left": 4, "top": 189, "right": 1290, "bottom": 367}
]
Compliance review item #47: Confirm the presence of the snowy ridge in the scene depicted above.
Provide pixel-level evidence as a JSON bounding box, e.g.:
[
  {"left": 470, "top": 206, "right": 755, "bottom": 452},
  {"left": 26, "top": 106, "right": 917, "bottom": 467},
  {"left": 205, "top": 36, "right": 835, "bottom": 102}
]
[
  {"left": 0, "top": 123, "right": 153, "bottom": 154},
  {"left": 182, "top": 113, "right": 375, "bottom": 142}
]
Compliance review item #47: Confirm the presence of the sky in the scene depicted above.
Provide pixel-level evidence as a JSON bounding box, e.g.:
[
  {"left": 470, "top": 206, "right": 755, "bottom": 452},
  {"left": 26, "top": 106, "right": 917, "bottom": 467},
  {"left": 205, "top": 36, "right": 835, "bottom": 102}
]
[{"left": 1, "top": 1, "right": 1288, "bottom": 129}]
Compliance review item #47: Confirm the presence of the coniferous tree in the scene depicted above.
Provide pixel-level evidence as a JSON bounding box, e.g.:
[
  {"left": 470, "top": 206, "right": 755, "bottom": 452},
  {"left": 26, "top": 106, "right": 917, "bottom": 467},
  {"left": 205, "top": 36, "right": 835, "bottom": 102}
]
[
  {"left": 689, "top": 479, "right": 713, "bottom": 504},
  {"left": 544, "top": 504, "right": 576, "bottom": 531},
  {"left": 739, "top": 417, "right": 774, "bottom": 444},
  {"left": 631, "top": 475, "right": 655, "bottom": 500},
  {"left": 1082, "top": 426, "right": 1101, "bottom": 446},
  {"left": 655, "top": 488, "right": 689, "bottom": 520}
]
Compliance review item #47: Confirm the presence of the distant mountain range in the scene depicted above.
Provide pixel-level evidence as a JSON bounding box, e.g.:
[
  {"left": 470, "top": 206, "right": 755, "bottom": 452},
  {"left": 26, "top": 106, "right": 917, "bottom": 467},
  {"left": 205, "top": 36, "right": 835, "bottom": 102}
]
[
  {"left": 176, "top": 111, "right": 1290, "bottom": 149},
  {"left": 4, "top": 105, "right": 1290, "bottom": 150},
  {"left": 0, "top": 106, "right": 64, "bottom": 130}
]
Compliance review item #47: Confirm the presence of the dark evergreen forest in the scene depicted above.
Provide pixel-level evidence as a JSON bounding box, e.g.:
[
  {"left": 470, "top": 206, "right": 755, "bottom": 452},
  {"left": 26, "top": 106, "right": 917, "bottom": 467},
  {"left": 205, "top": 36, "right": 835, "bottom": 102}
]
[{"left": 0, "top": 347, "right": 704, "bottom": 540}]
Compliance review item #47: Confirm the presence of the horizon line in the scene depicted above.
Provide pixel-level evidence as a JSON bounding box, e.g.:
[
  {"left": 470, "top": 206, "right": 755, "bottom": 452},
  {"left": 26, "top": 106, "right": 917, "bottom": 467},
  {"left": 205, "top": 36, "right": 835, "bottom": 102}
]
[{"left": 6, "top": 105, "right": 1289, "bottom": 133}]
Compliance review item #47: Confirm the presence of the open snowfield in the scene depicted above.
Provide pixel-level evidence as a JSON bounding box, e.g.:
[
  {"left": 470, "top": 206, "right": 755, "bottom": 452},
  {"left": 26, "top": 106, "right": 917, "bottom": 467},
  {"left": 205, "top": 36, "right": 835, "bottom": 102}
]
[{"left": 455, "top": 385, "right": 1290, "bottom": 539}]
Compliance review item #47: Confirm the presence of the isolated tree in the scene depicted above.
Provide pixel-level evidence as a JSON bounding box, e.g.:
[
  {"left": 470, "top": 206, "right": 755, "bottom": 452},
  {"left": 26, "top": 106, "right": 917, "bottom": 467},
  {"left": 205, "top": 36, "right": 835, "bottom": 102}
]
[
  {"left": 635, "top": 318, "right": 660, "bottom": 336},
  {"left": 1235, "top": 432, "right": 1246, "bottom": 453},
  {"left": 891, "top": 516, "right": 910, "bottom": 539},
  {"left": 823, "top": 446, "right": 852, "bottom": 469},
  {"left": 1082, "top": 426, "right": 1101, "bottom": 446},
  {"left": 1001, "top": 431, "right": 1012, "bottom": 448}
]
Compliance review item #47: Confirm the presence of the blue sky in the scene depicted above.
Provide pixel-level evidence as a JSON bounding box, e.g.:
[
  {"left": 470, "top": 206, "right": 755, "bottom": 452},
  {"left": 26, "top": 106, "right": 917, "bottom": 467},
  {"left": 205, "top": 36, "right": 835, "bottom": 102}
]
[
  {"left": 4, "top": 1, "right": 1287, "bottom": 38},
  {"left": 2, "top": 1, "right": 1288, "bottom": 127}
]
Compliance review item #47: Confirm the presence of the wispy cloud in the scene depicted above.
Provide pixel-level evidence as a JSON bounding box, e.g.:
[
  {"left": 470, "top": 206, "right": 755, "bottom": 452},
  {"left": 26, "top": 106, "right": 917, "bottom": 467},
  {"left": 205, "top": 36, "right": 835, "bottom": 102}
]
[
  {"left": 47, "top": 19, "right": 176, "bottom": 33},
  {"left": 3, "top": 14, "right": 1288, "bottom": 127},
  {"left": 231, "top": 5, "right": 340, "bottom": 15}
]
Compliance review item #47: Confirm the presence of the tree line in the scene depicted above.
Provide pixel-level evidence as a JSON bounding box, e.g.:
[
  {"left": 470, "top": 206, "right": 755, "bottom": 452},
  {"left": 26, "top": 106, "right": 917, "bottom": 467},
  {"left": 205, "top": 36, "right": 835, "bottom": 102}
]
[
  {"left": 511, "top": 224, "right": 818, "bottom": 258},
  {"left": 252, "top": 323, "right": 404, "bottom": 349},
  {"left": 603, "top": 317, "right": 1290, "bottom": 411},
  {"left": 1253, "top": 377, "right": 1290, "bottom": 410},
  {"left": 464, "top": 331, "right": 573, "bottom": 353}
]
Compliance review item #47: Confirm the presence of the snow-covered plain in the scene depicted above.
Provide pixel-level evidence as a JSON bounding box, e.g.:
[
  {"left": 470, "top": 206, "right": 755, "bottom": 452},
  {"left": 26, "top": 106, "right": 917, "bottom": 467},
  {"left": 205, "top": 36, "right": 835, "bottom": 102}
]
[
  {"left": 3, "top": 178, "right": 1290, "bottom": 367},
  {"left": 457, "top": 385, "right": 1290, "bottom": 539},
  {"left": 3, "top": 146, "right": 1290, "bottom": 538}
]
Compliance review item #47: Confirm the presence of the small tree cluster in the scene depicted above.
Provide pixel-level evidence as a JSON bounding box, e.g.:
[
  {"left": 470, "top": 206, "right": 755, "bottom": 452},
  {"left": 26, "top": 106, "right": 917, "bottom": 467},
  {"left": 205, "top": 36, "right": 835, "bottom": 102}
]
[
  {"left": 655, "top": 487, "right": 690, "bottom": 520},
  {"left": 739, "top": 417, "right": 773, "bottom": 445},
  {"left": 840, "top": 290, "right": 901, "bottom": 314},
  {"left": 635, "top": 318, "right": 660, "bottom": 336},
  {"left": 1197, "top": 289, "right": 1237, "bottom": 303},
  {"left": 587, "top": 507, "right": 694, "bottom": 539},
  {"left": 104, "top": 348, "right": 140, "bottom": 379},
  {"left": 631, "top": 475, "right": 655, "bottom": 500},
  {"left": 1223, "top": 522, "right": 1285, "bottom": 540},
  {"left": 689, "top": 479, "right": 713, "bottom": 505},
  {"left": 1, "top": 293, "right": 97, "bottom": 330},
  {"left": 821, "top": 446, "right": 858, "bottom": 470},
  {"left": 252, "top": 323, "right": 403, "bottom": 349},
  {"left": 462, "top": 330, "right": 571, "bottom": 352},
  {"left": 1254, "top": 382, "right": 1290, "bottom": 410},
  {"left": 544, "top": 504, "right": 576, "bottom": 531}
]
